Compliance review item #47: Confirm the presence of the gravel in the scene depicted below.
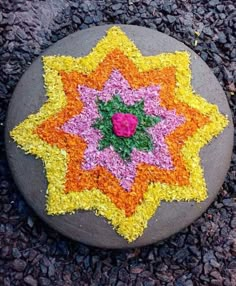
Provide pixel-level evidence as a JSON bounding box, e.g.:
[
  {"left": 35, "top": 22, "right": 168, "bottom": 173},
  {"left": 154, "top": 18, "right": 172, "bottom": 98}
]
[{"left": 0, "top": 0, "right": 236, "bottom": 285}]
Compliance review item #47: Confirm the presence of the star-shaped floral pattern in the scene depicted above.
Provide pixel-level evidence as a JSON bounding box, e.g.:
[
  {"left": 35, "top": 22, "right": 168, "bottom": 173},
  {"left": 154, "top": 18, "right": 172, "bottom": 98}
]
[
  {"left": 62, "top": 70, "right": 184, "bottom": 190},
  {"left": 93, "top": 96, "right": 161, "bottom": 159},
  {"left": 10, "top": 27, "right": 228, "bottom": 242}
]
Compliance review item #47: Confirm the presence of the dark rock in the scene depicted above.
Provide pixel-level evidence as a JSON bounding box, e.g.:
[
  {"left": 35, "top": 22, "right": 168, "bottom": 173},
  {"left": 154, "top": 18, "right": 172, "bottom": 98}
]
[
  {"left": 219, "top": 13, "right": 226, "bottom": 20},
  {"left": 48, "top": 264, "right": 55, "bottom": 277},
  {"left": 223, "top": 198, "right": 236, "bottom": 207},
  {"left": 209, "top": 0, "right": 220, "bottom": 6},
  {"left": 130, "top": 266, "right": 144, "bottom": 274},
  {"left": 40, "top": 264, "right": 47, "bottom": 274},
  {"left": 84, "top": 16, "right": 93, "bottom": 25},
  {"left": 210, "top": 271, "right": 222, "bottom": 280},
  {"left": 7, "top": 13, "right": 15, "bottom": 25},
  {"left": 27, "top": 216, "right": 34, "bottom": 228},
  {"left": 162, "top": 4, "right": 171, "bottom": 14},
  {"left": 188, "top": 246, "right": 200, "bottom": 257},
  {"left": 7, "top": 41, "right": 15, "bottom": 53},
  {"left": 143, "top": 280, "right": 156, "bottom": 286},
  {"left": 147, "top": 23, "right": 156, "bottom": 29},
  {"left": 116, "top": 281, "right": 126, "bottom": 286},
  {"left": 217, "top": 32, "right": 227, "bottom": 43},
  {"left": 0, "top": 35, "right": 4, "bottom": 46},
  {"left": 197, "top": 7, "right": 205, "bottom": 15},
  {"left": 72, "top": 15, "right": 81, "bottom": 25},
  {"left": 88, "top": 3, "right": 96, "bottom": 12},
  {"left": 227, "top": 4, "right": 235, "bottom": 12},
  {"left": 113, "top": 9, "right": 124, "bottom": 16},
  {"left": 230, "top": 217, "right": 236, "bottom": 228},
  {"left": 1, "top": 246, "right": 10, "bottom": 258},
  {"left": 223, "top": 67, "right": 233, "bottom": 82},
  {"left": 203, "top": 251, "right": 216, "bottom": 263},
  {"left": 80, "top": 3, "right": 89, "bottom": 13},
  {"left": 148, "top": 250, "right": 155, "bottom": 260},
  {"left": 204, "top": 262, "right": 212, "bottom": 275},
  {"left": 216, "top": 5, "right": 224, "bottom": 12},
  {"left": 174, "top": 248, "right": 190, "bottom": 262},
  {"left": 5, "top": 31, "right": 15, "bottom": 41},
  {"left": 15, "top": 272, "right": 24, "bottom": 280},
  {"left": 70, "top": 1, "right": 79, "bottom": 9},
  {"left": 79, "top": 23, "right": 88, "bottom": 30},
  {"left": 167, "top": 15, "right": 176, "bottom": 24},
  {"left": 0, "top": 82, "right": 8, "bottom": 96},
  {"left": 94, "top": 11, "right": 103, "bottom": 23},
  {"left": 210, "top": 42, "right": 219, "bottom": 53},
  {"left": 210, "top": 259, "right": 220, "bottom": 268},
  {"left": 211, "top": 280, "right": 223, "bottom": 286},
  {"left": 75, "top": 255, "right": 83, "bottom": 264},
  {"left": 216, "top": 19, "right": 224, "bottom": 27},
  {"left": 200, "top": 274, "right": 210, "bottom": 283},
  {"left": 213, "top": 54, "right": 222, "bottom": 65},
  {"left": 71, "top": 272, "right": 80, "bottom": 281},
  {"left": 200, "top": 51, "right": 208, "bottom": 61},
  {"left": 12, "top": 248, "right": 22, "bottom": 258},
  {"left": 128, "top": 5, "right": 134, "bottom": 12},
  {"left": 16, "top": 28, "right": 28, "bottom": 40},
  {"left": 77, "top": 245, "right": 90, "bottom": 256},
  {"left": 127, "top": 17, "right": 141, "bottom": 25},
  {"left": 112, "top": 3, "right": 122, "bottom": 11},
  {"left": 185, "top": 280, "right": 194, "bottom": 286},
  {"left": 203, "top": 27, "right": 213, "bottom": 36},
  {"left": 3, "top": 277, "right": 11, "bottom": 286},
  {"left": 118, "top": 268, "right": 128, "bottom": 282},
  {"left": 228, "top": 261, "right": 236, "bottom": 269},
  {"left": 155, "top": 18, "right": 162, "bottom": 25},
  {"left": 83, "top": 255, "right": 90, "bottom": 269},
  {"left": 24, "top": 275, "right": 38, "bottom": 286},
  {"left": 230, "top": 48, "right": 236, "bottom": 59},
  {"left": 155, "top": 273, "right": 172, "bottom": 283},
  {"left": 39, "top": 277, "right": 51, "bottom": 286},
  {"left": 12, "top": 259, "right": 27, "bottom": 272}
]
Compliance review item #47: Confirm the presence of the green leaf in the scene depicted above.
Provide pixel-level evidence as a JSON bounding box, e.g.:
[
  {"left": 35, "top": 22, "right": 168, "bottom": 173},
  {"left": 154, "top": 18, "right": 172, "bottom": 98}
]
[
  {"left": 98, "top": 138, "right": 111, "bottom": 150},
  {"left": 133, "top": 131, "right": 153, "bottom": 151},
  {"left": 113, "top": 140, "right": 133, "bottom": 160},
  {"left": 142, "top": 115, "right": 161, "bottom": 128}
]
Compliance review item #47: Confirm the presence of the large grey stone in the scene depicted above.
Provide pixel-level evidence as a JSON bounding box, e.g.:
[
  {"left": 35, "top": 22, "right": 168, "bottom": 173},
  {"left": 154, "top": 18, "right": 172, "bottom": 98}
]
[{"left": 5, "top": 25, "right": 234, "bottom": 248}]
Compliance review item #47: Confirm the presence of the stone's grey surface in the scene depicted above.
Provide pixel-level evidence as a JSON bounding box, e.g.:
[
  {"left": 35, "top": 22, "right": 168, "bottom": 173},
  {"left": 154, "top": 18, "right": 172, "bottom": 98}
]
[{"left": 5, "top": 25, "right": 234, "bottom": 248}]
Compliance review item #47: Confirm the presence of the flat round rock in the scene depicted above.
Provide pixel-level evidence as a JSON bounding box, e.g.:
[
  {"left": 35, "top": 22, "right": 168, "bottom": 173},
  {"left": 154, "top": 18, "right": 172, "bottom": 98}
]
[{"left": 5, "top": 25, "right": 234, "bottom": 248}]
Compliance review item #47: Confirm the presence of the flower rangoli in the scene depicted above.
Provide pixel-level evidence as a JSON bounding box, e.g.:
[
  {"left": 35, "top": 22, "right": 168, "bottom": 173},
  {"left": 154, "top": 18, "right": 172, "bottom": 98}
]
[{"left": 10, "top": 27, "right": 228, "bottom": 242}]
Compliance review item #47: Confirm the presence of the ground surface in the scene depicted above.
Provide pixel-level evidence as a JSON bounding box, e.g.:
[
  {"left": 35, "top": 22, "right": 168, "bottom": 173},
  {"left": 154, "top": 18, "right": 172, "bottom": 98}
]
[{"left": 0, "top": 1, "right": 235, "bottom": 285}]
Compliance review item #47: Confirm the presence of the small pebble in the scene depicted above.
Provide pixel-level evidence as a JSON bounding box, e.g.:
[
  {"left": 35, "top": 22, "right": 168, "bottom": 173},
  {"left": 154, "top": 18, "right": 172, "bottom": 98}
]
[
  {"left": 12, "top": 259, "right": 27, "bottom": 272},
  {"left": 24, "top": 275, "right": 38, "bottom": 286}
]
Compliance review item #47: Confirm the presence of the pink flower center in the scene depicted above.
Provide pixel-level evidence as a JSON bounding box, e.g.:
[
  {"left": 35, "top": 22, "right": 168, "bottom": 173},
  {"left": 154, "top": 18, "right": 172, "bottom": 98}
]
[{"left": 111, "top": 113, "right": 138, "bottom": 138}]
